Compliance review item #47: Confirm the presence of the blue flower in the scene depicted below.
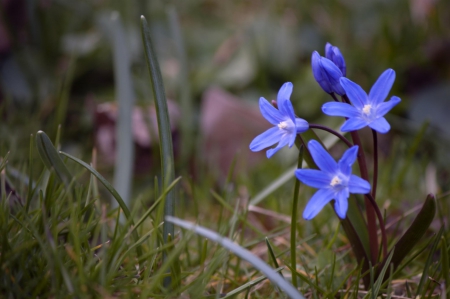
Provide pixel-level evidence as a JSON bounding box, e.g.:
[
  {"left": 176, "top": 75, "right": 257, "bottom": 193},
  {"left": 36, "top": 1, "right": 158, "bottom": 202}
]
[
  {"left": 295, "top": 140, "right": 370, "bottom": 219},
  {"left": 311, "top": 51, "right": 345, "bottom": 95},
  {"left": 325, "top": 43, "right": 346, "bottom": 76},
  {"left": 322, "top": 69, "right": 401, "bottom": 133},
  {"left": 249, "top": 82, "right": 309, "bottom": 158}
]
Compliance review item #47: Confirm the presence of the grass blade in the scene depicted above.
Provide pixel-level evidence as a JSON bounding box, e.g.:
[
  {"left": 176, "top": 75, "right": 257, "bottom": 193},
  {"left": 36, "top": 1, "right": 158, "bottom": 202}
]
[
  {"left": 140, "top": 15, "right": 176, "bottom": 245},
  {"left": 99, "top": 12, "right": 136, "bottom": 208},
  {"left": 36, "top": 131, "right": 72, "bottom": 186},
  {"left": 166, "top": 216, "right": 305, "bottom": 299}
]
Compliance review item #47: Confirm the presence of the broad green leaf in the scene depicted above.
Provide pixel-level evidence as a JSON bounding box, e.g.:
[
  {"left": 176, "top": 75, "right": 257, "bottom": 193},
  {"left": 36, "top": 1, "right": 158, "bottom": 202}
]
[{"left": 377, "top": 194, "right": 436, "bottom": 281}]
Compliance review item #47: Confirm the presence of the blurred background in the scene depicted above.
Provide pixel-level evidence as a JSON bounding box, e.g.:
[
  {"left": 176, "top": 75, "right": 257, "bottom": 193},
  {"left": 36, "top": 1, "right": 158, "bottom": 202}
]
[{"left": 1, "top": 0, "right": 450, "bottom": 208}]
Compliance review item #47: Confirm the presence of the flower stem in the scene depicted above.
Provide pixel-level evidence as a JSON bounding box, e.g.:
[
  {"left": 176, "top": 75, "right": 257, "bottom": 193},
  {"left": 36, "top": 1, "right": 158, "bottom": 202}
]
[
  {"left": 309, "top": 124, "right": 352, "bottom": 147},
  {"left": 290, "top": 145, "right": 304, "bottom": 289},
  {"left": 342, "top": 94, "right": 379, "bottom": 264},
  {"left": 366, "top": 193, "right": 387, "bottom": 258},
  {"left": 371, "top": 129, "right": 378, "bottom": 200}
]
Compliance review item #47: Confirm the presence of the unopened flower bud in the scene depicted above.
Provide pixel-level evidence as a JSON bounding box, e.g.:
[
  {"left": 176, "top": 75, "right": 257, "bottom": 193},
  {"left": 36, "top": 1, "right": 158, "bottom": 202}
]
[
  {"left": 325, "top": 43, "right": 346, "bottom": 76},
  {"left": 311, "top": 51, "right": 345, "bottom": 95}
]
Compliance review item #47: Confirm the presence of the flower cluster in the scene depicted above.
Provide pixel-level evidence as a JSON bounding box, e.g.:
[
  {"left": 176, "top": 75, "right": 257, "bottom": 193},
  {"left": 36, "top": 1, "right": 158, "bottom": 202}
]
[{"left": 250, "top": 43, "right": 401, "bottom": 219}]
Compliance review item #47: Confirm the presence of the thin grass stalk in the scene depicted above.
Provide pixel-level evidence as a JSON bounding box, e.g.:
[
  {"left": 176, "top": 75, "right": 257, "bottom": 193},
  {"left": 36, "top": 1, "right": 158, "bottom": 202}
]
[
  {"left": 141, "top": 16, "right": 178, "bottom": 288},
  {"left": 100, "top": 12, "right": 136, "bottom": 209}
]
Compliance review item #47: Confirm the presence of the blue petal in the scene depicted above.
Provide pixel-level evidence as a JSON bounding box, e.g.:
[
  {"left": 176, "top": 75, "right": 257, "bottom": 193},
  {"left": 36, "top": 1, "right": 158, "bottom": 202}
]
[
  {"left": 312, "top": 52, "right": 333, "bottom": 93},
  {"left": 341, "top": 117, "right": 368, "bottom": 132},
  {"left": 322, "top": 102, "right": 359, "bottom": 118},
  {"left": 368, "top": 117, "right": 390, "bottom": 133},
  {"left": 348, "top": 175, "right": 371, "bottom": 194},
  {"left": 334, "top": 189, "right": 349, "bottom": 219},
  {"left": 303, "top": 188, "right": 335, "bottom": 220},
  {"left": 295, "top": 118, "right": 309, "bottom": 133},
  {"left": 321, "top": 58, "right": 345, "bottom": 95},
  {"left": 259, "top": 97, "right": 284, "bottom": 125},
  {"left": 376, "top": 96, "right": 401, "bottom": 118},
  {"left": 369, "top": 69, "right": 395, "bottom": 105},
  {"left": 340, "top": 78, "right": 368, "bottom": 109},
  {"left": 277, "top": 82, "right": 293, "bottom": 115},
  {"left": 295, "top": 169, "right": 332, "bottom": 189},
  {"left": 249, "top": 127, "right": 282, "bottom": 152},
  {"left": 307, "top": 140, "right": 338, "bottom": 173},
  {"left": 338, "top": 146, "right": 359, "bottom": 176},
  {"left": 288, "top": 129, "right": 296, "bottom": 148},
  {"left": 266, "top": 133, "right": 291, "bottom": 158},
  {"left": 282, "top": 100, "right": 296, "bottom": 123}
]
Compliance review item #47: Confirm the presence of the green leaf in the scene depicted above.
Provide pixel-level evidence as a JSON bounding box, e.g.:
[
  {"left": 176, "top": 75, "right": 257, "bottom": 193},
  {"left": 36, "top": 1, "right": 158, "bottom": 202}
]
[
  {"left": 166, "top": 216, "right": 306, "bottom": 299},
  {"left": 140, "top": 15, "right": 176, "bottom": 245},
  {"left": 36, "top": 131, "right": 72, "bottom": 186},
  {"left": 379, "top": 193, "right": 436, "bottom": 280}
]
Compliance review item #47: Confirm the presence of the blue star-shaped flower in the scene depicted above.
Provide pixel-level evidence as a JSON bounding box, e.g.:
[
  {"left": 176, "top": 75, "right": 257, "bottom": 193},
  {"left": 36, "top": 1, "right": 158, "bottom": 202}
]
[
  {"left": 322, "top": 69, "right": 401, "bottom": 133},
  {"left": 295, "top": 140, "right": 370, "bottom": 219},
  {"left": 249, "top": 82, "right": 309, "bottom": 158}
]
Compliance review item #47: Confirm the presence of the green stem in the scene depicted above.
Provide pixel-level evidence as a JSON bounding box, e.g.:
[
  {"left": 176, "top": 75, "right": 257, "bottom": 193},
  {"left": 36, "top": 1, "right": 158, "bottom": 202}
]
[
  {"left": 342, "top": 95, "right": 379, "bottom": 264},
  {"left": 290, "top": 145, "right": 304, "bottom": 288}
]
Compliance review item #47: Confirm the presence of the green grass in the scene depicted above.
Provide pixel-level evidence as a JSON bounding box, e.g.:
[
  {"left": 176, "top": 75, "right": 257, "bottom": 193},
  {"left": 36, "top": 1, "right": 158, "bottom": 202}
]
[{"left": 1, "top": 1, "right": 450, "bottom": 298}]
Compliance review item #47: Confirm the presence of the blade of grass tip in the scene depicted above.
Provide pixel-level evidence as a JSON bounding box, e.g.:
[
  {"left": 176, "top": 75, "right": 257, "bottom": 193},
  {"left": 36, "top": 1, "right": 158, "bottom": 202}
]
[
  {"left": 415, "top": 226, "right": 444, "bottom": 297},
  {"left": 221, "top": 267, "right": 285, "bottom": 299},
  {"left": 99, "top": 12, "right": 136, "bottom": 209},
  {"left": 141, "top": 15, "right": 176, "bottom": 253},
  {"left": 166, "top": 216, "right": 306, "bottom": 299},
  {"left": 1, "top": 168, "right": 6, "bottom": 205},
  {"left": 265, "top": 238, "right": 286, "bottom": 299},
  {"left": 210, "top": 190, "right": 264, "bottom": 236},
  {"left": 0, "top": 152, "right": 9, "bottom": 172},
  {"left": 132, "top": 177, "right": 181, "bottom": 235},
  {"left": 53, "top": 54, "right": 76, "bottom": 139},
  {"left": 167, "top": 5, "right": 193, "bottom": 167},
  {"left": 290, "top": 145, "right": 304, "bottom": 289},
  {"left": 265, "top": 238, "right": 284, "bottom": 278},
  {"left": 54, "top": 124, "right": 61, "bottom": 150},
  {"left": 36, "top": 131, "right": 72, "bottom": 186}
]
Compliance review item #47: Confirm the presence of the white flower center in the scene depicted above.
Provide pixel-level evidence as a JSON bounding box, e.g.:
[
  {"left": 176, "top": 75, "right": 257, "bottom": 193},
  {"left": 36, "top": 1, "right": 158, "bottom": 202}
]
[
  {"left": 278, "top": 121, "right": 288, "bottom": 129},
  {"left": 362, "top": 104, "right": 372, "bottom": 116},
  {"left": 330, "top": 176, "right": 342, "bottom": 187}
]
